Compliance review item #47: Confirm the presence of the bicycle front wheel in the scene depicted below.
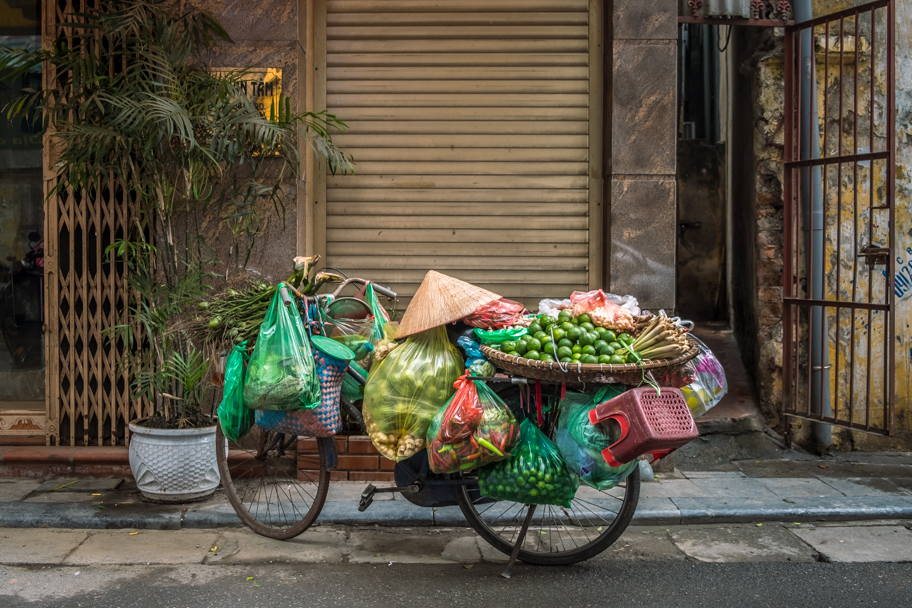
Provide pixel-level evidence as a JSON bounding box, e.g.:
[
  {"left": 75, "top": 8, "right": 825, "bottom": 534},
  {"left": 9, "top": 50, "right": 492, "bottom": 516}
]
[
  {"left": 216, "top": 421, "right": 330, "bottom": 540},
  {"left": 455, "top": 467, "right": 640, "bottom": 566}
]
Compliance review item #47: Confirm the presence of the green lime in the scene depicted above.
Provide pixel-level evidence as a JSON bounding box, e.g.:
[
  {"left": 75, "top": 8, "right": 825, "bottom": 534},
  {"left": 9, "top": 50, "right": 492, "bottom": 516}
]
[
  {"left": 599, "top": 343, "right": 615, "bottom": 356},
  {"left": 558, "top": 310, "right": 573, "bottom": 322},
  {"left": 551, "top": 328, "right": 566, "bottom": 342},
  {"left": 571, "top": 352, "right": 582, "bottom": 360},
  {"left": 581, "top": 354, "right": 599, "bottom": 364},
  {"left": 559, "top": 356, "right": 572, "bottom": 363},
  {"left": 595, "top": 326, "right": 609, "bottom": 337},
  {"left": 514, "top": 340, "right": 528, "bottom": 355},
  {"left": 533, "top": 331, "right": 547, "bottom": 341},
  {"left": 580, "top": 322, "right": 596, "bottom": 332},
  {"left": 528, "top": 322, "right": 543, "bottom": 334},
  {"left": 506, "top": 351, "right": 519, "bottom": 357},
  {"left": 560, "top": 322, "right": 575, "bottom": 333},
  {"left": 618, "top": 333, "right": 633, "bottom": 345},
  {"left": 577, "top": 313, "right": 592, "bottom": 324},
  {"left": 557, "top": 346, "right": 573, "bottom": 359},
  {"left": 524, "top": 350, "right": 541, "bottom": 361},
  {"left": 603, "top": 330, "right": 617, "bottom": 343},
  {"left": 558, "top": 338, "right": 573, "bottom": 349},
  {"left": 541, "top": 339, "right": 555, "bottom": 355},
  {"left": 578, "top": 332, "right": 595, "bottom": 347},
  {"left": 598, "top": 354, "right": 613, "bottom": 364},
  {"left": 608, "top": 354, "right": 626, "bottom": 365},
  {"left": 526, "top": 337, "right": 542, "bottom": 352},
  {"left": 569, "top": 316, "right": 581, "bottom": 325},
  {"left": 593, "top": 339, "right": 609, "bottom": 352},
  {"left": 608, "top": 341, "right": 623, "bottom": 351},
  {"left": 502, "top": 340, "right": 517, "bottom": 352},
  {"left": 566, "top": 328, "right": 582, "bottom": 342},
  {"left": 582, "top": 345, "right": 597, "bottom": 356},
  {"left": 571, "top": 344, "right": 582, "bottom": 354},
  {"left": 540, "top": 315, "right": 554, "bottom": 327},
  {"left": 540, "top": 353, "right": 555, "bottom": 363}
]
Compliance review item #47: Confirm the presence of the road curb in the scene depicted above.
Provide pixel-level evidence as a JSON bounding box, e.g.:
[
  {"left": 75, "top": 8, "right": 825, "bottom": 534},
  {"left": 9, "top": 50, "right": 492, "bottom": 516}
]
[{"left": 3, "top": 498, "right": 912, "bottom": 531}]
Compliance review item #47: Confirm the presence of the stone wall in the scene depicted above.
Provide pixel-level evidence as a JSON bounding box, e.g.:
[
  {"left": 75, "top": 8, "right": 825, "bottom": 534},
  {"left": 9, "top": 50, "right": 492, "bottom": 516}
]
[{"left": 610, "top": 0, "right": 678, "bottom": 312}]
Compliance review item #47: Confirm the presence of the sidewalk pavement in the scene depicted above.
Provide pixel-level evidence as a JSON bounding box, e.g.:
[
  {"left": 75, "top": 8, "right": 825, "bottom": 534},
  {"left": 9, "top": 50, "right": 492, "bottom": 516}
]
[{"left": 3, "top": 454, "right": 912, "bottom": 530}]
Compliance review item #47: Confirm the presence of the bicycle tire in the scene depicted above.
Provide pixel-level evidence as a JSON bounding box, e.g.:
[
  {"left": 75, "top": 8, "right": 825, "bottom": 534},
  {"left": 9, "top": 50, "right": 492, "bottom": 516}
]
[
  {"left": 216, "top": 421, "right": 330, "bottom": 540},
  {"left": 455, "top": 466, "right": 640, "bottom": 566}
]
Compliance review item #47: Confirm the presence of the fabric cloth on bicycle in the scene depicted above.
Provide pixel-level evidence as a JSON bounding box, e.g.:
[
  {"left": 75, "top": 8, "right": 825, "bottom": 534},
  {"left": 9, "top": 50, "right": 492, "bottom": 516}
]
[
  {"left": 426, "top": 374, "right": 520, "bottom": 474},
  {"left": 556, "top": 386, "right": 637, "bottom": 491},
  {"left": 362, "top": 326, "right": 463, "bottom": 461},
  {"left": 478, "top": 419, "right": 578, "bottom": 509},
  {"left": 244, "top": 285, "right": 321, "bottom": 411}
]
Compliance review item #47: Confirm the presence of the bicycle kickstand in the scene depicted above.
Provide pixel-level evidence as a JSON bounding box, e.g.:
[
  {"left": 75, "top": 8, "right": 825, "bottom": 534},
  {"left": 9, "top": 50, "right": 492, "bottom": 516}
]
[{"left": 500, "top": 504, "right": 537, "bottom": 579}]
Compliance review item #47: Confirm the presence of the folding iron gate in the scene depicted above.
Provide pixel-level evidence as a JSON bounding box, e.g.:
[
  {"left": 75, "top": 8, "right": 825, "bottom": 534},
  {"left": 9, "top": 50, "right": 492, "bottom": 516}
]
[{"left": 783, "top": 0, "right": 895, "bottom": 435}]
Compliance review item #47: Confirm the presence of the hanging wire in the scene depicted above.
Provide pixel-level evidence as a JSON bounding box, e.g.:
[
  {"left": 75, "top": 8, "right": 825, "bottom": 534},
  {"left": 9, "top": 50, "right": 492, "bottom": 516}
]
[{"left": 718, "top": 24, "right": 733, "bottom": 52}]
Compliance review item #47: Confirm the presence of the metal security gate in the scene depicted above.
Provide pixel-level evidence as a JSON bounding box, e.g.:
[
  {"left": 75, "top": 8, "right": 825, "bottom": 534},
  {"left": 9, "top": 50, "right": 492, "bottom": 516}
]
[
  {"left": 783, "top": 0, "right": 895, "bottom": 435},
  {"left": 42, "top": 0, "right": 144, "bottom": 446}
]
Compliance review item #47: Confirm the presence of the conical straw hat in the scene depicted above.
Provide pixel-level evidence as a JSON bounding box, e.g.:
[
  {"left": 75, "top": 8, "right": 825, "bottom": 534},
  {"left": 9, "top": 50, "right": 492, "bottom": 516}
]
[{"left": 397, "top": 271, "right": 501, "bottom": 338}]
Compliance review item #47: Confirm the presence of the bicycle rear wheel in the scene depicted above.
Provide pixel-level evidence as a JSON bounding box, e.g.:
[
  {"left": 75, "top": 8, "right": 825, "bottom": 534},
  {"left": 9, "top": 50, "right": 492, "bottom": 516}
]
[
  {"left": 216, "top": 421, "right": 330, "bottom": 540},
  {"left": 455, "top": 467, "right": 640, "bottom": 565}
]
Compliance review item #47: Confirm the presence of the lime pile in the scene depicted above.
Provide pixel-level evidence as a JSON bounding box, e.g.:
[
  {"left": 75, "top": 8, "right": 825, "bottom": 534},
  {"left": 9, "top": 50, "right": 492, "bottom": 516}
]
[{"left": 490, "top": 310, "right": 635, "bottom": 365}]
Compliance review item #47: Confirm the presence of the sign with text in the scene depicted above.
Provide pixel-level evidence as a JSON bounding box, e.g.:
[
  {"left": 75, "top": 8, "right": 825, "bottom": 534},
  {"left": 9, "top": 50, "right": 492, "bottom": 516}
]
[{"left": 212, "top": 67, "right": 283, "bottom": 120}]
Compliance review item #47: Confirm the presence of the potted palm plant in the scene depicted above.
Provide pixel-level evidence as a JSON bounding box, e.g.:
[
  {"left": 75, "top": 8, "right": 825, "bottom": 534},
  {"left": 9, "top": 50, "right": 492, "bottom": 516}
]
[{"left": 0, "top": 0, "right": 351, "bottom": 501}]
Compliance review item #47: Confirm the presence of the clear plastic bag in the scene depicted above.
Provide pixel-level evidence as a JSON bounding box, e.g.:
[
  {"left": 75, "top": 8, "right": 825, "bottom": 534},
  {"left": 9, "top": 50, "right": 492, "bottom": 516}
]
[
  {"left": 478, "top": 419, "right": 579, "bottom": 508},
  {"left": 569, "top": 289, "right": 636, "bottom": 332},
  {"left": 555, "top": 386, "right": 638, "bottom": 490},
  {"left": 362, "top": 326, "right": 464, "bottom": 461},
  {"left": 426, "top": 376, "right": 520, "bottom": 473},
  {"left": 658, "top": 335, "right": 727, "bottom": 417},
  {"left": 538, "top": 298, "right": 573, "bottom": 318},
  {"left": 244, "top": 285, "right": 322, "bottom": 411},
  {"left": 457, "top": 335, "right": 495, "bottom": 377},
  {"left": 463, "top": 298, "right": 526, "bottom": 329},
  {"left": 217, "top": 342, "right": 254, "bottom": 442}
]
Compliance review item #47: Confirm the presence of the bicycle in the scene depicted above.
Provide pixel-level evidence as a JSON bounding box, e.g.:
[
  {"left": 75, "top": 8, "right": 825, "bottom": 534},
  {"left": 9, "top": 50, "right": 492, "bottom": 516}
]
[{"left": 214, "top": 279, "right": 640, "bottom": 573}]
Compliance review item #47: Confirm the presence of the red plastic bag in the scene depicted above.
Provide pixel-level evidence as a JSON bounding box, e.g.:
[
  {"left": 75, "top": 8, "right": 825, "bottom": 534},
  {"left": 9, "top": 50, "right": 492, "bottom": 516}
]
[
  {"left": 463, "top": 298, "right": 526, "bottom": 329},
  {"left": 570, "top": 289, "right": 635, "bottom": 332},
  {"left": 438, "top": 374, "right": 484, "bottom": 443},
  {"left": 427, "top": 375, "right": 520, "bottom": 474}
]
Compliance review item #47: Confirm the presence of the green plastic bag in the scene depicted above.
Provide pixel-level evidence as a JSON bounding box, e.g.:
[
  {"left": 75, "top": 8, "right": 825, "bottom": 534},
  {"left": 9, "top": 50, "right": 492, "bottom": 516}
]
[
  {"left": 478, "top": 419, "right": 579, "bottom": 508},
  {"left": 473, "top": 327, "right": 528, "bottom": 346},
  {"left": 217, "top": 342, "right": 254, "bottom": 442},
  {"left": 365, "top": 283, "right": 391, "bottom": 345},
  {"left": 556, "top": 386, "right": 638, "bottom": 491},
  {"left": 244, "top": 284, "right": 321, "bottom": 411},
  {"left": 341, "top": 360, "right": 368, "bottom": 404},
  {"left": 362, "top": 326, "right": 463, "bottom": 461}
]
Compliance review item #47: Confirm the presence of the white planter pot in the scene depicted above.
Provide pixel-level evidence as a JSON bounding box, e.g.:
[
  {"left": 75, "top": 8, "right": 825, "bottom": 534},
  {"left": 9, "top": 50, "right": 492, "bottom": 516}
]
[{"left": 128, "top": 419, "right": 220, "bottom": 502}]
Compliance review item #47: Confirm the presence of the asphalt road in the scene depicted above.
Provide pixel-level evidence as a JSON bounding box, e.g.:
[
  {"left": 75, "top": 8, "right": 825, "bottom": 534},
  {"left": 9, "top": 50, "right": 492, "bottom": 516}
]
[{"left": 2, "top": 561, "right": 911, "bottom": 608}]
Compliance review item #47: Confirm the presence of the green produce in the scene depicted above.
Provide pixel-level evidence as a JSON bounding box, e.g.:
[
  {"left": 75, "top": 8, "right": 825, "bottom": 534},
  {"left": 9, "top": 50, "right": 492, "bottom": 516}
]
[{"left": 478, "top": 419, "right": 579, "bottom": 508}]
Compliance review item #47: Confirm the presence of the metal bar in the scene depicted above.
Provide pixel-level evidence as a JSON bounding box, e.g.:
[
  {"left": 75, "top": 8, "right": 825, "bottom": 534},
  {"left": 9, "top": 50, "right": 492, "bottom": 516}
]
[
  {"left": 806, "top": 22, "right": 815, "bottom": 422},
  {"left": 501, "top": 504, "right": 537, "bottom": 579},
  {"left": 677, "top": 16, "right": 794, "bottom": 27},
  {"left": 785, "top": 412, "right": 891, "bottom": 435},
  {"left": 849, "top": 11, "right": 860, "bottom": 428},
  {"left": 786, "top": 0, "right": 888, "bottom": 31},
  {"left": 783, "top": 27, "right": 795, "bottom": 416},
  {"left": 866, "top": 6, "right": 876, "bottom": 430},
  {"left": 821, "top": 20, "right": 830, "bottom": 425},
  {"left": 887, "top": 0, "right": 896, "bottom": 434},
  {"left": 835, "top": 17, "right": 844, "bottom": 423},
  {"left": 784, "top": 150, "right": 890, "bottom": 168}
]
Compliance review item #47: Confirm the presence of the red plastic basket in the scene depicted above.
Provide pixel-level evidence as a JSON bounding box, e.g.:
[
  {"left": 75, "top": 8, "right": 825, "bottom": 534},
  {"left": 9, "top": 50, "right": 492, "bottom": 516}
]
[{"left": 588, "top": 387, "right": 698, "bottom": 466}]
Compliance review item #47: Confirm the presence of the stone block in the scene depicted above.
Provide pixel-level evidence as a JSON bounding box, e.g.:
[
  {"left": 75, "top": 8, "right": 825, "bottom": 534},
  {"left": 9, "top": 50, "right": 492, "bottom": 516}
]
[
  {"left": 791, "top": 525, "right": 912, "bottom": 562},
  {"left": 612, "top": 44, "right": 676, "bottom": 175},
  {"left": 613, "top": 0, "right": 678, "bottom": 40},
  {"left": 609, "top": 179, "right": 676, "bottom": 310},
  {"left": 671, "top": 524, "right": 817, "bottom": 562}
]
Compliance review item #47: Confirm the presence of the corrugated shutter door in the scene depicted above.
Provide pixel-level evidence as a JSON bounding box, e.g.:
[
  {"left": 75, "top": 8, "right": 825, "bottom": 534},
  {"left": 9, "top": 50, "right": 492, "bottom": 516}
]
[{"left": 324, "top": 0, "right": 596, "bottom": 306}]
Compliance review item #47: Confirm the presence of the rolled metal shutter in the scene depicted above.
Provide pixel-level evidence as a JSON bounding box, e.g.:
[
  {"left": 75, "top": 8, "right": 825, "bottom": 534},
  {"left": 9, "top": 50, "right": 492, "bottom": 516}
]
[{"left": 324, "top": 0, "right": 599, "bottom": 306}]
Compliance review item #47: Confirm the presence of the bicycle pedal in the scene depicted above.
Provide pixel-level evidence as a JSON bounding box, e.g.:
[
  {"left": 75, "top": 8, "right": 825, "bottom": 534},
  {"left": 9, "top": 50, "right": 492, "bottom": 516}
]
[{"left": 358, "top": 484, "right": 376, "bottom": 512}]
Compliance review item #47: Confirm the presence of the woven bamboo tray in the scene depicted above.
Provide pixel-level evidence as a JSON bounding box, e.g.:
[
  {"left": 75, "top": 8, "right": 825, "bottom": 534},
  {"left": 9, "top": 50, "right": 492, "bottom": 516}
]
[{"left": 480, "top": 336, "right": 701, "bottom": 385}]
